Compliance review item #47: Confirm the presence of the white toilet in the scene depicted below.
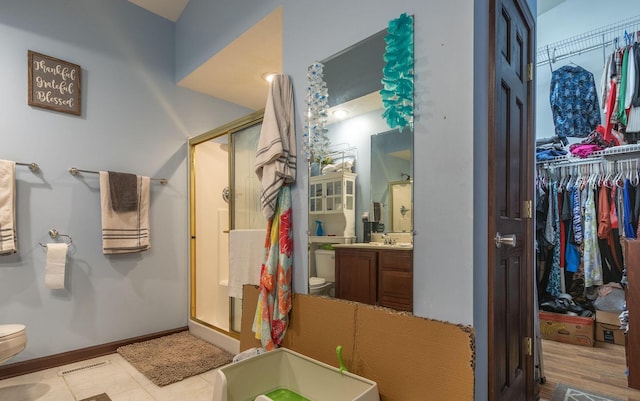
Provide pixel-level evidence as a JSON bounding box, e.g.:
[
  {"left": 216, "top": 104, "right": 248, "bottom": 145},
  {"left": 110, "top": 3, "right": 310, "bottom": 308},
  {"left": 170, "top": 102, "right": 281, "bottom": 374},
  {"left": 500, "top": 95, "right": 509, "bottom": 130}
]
[
  {"left": 0, "top": 324, "right": 27, "bottom": 364},
  {"left": 309, "top": 249, "right": 335, "bottom": 296}
]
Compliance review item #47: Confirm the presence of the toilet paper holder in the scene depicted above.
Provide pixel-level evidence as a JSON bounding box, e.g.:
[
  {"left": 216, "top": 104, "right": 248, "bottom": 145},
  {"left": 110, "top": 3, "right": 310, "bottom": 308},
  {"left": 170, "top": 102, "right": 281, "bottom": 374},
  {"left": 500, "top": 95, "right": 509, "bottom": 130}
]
[{"left": 39, "top": 229, "right": 73, "bottom": 247}]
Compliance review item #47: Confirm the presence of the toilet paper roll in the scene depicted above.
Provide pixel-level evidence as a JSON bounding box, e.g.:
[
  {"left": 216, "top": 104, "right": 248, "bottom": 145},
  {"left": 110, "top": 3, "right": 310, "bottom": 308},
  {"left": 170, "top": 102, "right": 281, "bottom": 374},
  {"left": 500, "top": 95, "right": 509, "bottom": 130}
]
[{"left": 45, "top": 243, "right": 68, "bottom": 289}]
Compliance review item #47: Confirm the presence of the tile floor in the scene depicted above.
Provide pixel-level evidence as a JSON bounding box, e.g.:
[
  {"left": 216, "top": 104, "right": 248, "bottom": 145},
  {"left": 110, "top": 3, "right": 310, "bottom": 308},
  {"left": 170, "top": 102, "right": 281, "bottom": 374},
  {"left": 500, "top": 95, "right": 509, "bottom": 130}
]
[{"left": 0, "top": 352, "right": 223, "bottom": 401}]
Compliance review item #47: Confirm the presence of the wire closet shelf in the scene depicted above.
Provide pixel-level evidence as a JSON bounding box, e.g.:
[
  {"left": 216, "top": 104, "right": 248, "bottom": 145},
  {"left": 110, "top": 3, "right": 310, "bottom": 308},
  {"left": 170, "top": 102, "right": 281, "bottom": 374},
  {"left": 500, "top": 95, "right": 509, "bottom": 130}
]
[
  {"left": 536, "top": 15, "right": 640, "bottom": 68},
  {"left": 536, "top": 143, "right": 640, "bottom": 168}
]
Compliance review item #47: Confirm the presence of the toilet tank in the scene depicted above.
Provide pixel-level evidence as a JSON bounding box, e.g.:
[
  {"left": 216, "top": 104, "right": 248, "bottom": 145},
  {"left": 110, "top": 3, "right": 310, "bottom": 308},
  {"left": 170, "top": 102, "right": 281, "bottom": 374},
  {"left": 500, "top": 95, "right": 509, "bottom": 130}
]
[{"left": 314, "top": 249, "right": 335, "bottom": 282}]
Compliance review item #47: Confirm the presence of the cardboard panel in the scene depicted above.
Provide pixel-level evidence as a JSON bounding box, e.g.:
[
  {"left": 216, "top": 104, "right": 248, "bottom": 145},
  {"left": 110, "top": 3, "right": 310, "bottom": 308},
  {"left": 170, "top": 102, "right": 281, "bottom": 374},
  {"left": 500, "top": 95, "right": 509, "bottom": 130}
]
[
  {"left": 281, "top": 295, "right": 358, "bottom": 370},
  {"left": 240, "top": 286, "right": 475, "bottom": 401},
  {"left": 353, "top": 304, "right": 474, "bottom": 401}
]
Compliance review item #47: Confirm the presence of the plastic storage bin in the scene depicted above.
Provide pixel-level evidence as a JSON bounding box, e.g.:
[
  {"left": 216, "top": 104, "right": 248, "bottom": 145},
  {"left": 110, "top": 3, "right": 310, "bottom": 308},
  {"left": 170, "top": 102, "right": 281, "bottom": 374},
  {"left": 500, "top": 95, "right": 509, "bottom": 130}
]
[{"left": 212, "top": 348, "right": 379, "bottom": 401}]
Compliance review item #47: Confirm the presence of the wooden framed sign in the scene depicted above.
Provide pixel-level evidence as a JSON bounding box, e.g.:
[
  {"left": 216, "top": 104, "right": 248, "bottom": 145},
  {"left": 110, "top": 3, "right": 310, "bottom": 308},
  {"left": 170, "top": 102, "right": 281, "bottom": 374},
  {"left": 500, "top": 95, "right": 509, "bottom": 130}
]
[{"left": 28, "top": 50, "right": 81, "bottom": 115}]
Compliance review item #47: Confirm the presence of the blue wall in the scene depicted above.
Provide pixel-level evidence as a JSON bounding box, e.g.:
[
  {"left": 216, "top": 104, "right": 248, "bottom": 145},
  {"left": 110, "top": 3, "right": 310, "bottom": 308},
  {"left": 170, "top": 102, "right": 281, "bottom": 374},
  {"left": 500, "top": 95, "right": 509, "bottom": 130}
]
[
  {"left": 0, "top": 0, "right": 250, "bottom": 362},
  {"left": 178, "top": 0, "right": 477, "bottom": 336}
]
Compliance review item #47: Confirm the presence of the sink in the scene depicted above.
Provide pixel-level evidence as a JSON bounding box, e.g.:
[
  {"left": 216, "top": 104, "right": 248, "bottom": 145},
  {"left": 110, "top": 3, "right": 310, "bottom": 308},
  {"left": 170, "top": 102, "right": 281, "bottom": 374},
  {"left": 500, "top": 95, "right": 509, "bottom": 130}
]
[
  {"left": 369, "top": 242, "right": 412, "bottom": 248},
  {"left": 332, "top": 242, "right": 413, "bottom": 250}
]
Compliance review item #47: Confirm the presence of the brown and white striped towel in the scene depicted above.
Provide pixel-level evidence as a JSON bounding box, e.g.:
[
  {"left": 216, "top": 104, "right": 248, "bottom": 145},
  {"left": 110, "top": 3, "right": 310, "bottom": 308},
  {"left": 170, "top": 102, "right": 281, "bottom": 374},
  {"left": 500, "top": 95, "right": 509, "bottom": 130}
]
[
  {"left": 0, "top": 160, "right": 17, "bottom": 255},
  {"left": 99, "top": 171, "right": 150, "bottom": 254},
  {"left": 255, "top": 74, "right": 296, "bottom": 221}
]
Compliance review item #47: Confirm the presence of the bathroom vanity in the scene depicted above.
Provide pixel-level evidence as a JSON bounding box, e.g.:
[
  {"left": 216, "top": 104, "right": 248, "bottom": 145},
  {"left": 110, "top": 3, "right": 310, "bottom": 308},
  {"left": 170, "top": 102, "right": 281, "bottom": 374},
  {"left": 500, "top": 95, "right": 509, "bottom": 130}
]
[{"left": 333, "top": 244, "right": 413, "bottom": 312}]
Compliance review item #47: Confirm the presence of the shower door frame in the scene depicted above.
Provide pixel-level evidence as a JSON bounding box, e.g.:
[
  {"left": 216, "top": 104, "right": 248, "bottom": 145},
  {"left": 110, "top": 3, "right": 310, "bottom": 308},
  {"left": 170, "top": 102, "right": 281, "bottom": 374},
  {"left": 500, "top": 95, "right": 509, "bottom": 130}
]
[{"left": 188, "top": 109, "right": 264, "bottom": 338}]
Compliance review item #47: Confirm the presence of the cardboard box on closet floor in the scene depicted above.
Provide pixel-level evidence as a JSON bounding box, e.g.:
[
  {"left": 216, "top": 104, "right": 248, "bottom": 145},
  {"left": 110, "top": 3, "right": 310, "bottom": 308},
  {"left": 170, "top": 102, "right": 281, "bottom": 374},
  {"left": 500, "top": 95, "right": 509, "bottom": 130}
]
[
  {"left": 539, "top": 311, "right": 595, "bottom": 347},
  {"left": 241, "top": 285, "right": 475, "bottom": 401},
  {"left": 595, "top": 310, "right": 625, "bottom": 346}
]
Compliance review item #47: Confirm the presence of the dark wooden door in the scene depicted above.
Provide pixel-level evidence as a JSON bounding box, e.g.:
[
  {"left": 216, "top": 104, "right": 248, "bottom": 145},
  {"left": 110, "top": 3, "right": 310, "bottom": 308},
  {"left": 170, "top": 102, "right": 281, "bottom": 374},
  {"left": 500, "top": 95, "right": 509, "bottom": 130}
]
[{"left": 489, "top": 0, "right": 535, "bottom": 399}]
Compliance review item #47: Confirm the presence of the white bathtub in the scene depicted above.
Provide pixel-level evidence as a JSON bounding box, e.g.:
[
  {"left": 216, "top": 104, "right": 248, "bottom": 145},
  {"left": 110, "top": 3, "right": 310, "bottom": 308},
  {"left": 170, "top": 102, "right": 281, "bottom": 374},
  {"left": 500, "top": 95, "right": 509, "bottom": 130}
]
[{"left": 212, "top": 348, "right": 379, "bottom": 401}]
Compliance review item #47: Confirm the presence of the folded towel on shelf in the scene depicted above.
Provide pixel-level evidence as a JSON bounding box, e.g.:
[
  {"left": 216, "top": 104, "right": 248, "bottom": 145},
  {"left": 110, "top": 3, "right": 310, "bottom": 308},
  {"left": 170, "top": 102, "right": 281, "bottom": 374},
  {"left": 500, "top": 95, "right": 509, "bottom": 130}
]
[
  {"left": 45, "top": 243, "right": 68, "bottom": 289},
  {"left": 228, "top": 229, "right": 266, "bottom": 299},
  {"left": 108, "top": 171, "right": 138, "bottom": 212},
  {"left": 99, "top": 171, "right": 150, "bottom": 254},
  {"left": 0, "top": 160, "right": 17, "bottom": 255}
]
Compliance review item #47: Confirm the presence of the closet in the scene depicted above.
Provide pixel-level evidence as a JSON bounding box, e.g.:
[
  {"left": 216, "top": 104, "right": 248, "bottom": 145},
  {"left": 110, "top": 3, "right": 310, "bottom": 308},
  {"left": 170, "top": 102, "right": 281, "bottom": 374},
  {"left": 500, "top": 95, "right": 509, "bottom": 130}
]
[{"left": 536, "top": 3, "right": 640, "bottom": 391}]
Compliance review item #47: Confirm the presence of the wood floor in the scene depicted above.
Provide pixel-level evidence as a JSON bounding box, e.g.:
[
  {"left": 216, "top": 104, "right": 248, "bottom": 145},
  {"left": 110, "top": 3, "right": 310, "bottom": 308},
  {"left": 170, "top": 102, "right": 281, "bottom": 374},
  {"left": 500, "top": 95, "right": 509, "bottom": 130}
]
[{"left": 538, "top": 339, "right": 640, "bottom": 400}]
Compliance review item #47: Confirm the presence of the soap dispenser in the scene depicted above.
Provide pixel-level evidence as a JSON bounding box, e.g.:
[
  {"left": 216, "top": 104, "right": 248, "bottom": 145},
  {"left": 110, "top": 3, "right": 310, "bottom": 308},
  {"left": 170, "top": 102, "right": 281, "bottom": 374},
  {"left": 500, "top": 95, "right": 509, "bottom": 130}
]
[{"left": 315, "top": 220, "right": 324, "bottom": 236}]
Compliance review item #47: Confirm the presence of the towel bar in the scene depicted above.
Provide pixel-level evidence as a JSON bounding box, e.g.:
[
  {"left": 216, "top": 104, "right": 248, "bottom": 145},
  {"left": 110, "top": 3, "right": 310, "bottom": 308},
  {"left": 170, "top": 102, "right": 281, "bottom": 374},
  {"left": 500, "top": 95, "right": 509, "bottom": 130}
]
[
  {"left": 16, "top": 162, "right": 39, "bottom": 172},
  {"left": 39, "top": 229, "right": 72, "bottom": 247},
  {"left": 68, "top": 167, "right": 168, "bottom": 184}
]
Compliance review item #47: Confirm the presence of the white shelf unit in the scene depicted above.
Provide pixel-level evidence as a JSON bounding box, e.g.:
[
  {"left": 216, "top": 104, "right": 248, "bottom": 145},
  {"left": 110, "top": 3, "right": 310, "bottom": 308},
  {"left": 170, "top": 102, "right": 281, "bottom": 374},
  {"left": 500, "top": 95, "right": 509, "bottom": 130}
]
[{"left": 309, "top": 171, "right": 357, "bottom": 239}]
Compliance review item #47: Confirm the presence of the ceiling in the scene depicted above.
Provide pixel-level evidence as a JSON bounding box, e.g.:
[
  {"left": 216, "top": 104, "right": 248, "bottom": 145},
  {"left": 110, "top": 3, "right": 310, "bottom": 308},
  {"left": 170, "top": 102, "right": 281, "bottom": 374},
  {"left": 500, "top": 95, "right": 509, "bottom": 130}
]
[
  {"left": 129, "top": 0, "right": 560, "bottom": 111},
  {"left": 537, "top": 0, "right": 567, "bottom": 16},
  {"left": 128, "top": 0, "right": 190, "bottom": 22},
  {"left": 128, "top": 0, "right": 282, "bottom": 110}
]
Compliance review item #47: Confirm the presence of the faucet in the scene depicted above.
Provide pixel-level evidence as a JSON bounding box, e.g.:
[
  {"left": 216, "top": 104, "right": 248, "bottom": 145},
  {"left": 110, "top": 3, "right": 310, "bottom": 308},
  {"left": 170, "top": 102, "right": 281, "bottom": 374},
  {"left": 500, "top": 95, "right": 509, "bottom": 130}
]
[{"left": 382, "top": 234, "right": 396, "bottom": 246}]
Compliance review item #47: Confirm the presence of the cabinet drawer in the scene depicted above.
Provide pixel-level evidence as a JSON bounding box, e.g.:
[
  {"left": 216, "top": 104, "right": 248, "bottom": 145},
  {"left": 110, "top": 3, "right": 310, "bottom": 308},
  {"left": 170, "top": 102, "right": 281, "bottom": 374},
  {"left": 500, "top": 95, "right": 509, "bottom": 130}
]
[{"left": 379, "top": 250, "right": 412, "bottom": 271}]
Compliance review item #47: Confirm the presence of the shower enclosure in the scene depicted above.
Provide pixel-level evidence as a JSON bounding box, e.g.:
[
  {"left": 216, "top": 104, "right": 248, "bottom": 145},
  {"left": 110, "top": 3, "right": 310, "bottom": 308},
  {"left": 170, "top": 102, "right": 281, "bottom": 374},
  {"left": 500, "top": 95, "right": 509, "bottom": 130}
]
[{"left": 189, "top": 111, "right": 265, "bottom": 337}]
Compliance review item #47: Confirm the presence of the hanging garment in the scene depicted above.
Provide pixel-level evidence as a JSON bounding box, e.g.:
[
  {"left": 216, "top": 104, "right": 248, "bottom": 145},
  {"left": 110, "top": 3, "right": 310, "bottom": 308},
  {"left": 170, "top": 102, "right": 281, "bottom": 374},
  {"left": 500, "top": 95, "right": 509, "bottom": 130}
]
[
  {"left": 536, "top": 189, "right": 554, "bottom": 301},
  {"left": 253, "top": 186, "right": 293, "bottom": 350},
  {"left": 572, "top": 187, "right": 583, "bottom": 244},
  {"left": 583, "top": 183, "right": 603, "bottom": 288},
  {"left": 550, "top": 64, "right": 601, "bottom": 141},
  {"left": 600, "top": 52, "right": 613, "bottom": 112},
  {"left": 546, "top": 183, "right": 562, "bottom": 297},
  {"left": 624, "top": 179, "right": 637, "bottom": 239},
  {"left": 597, "top": 186, "right": 623, "bottom": 283},
  {"left": 615, "top": 47, "right": 630, "bottom": 126},
  {"left": 611, "top": 186, "right": 619, "bottom": 229},
  {"left": 559, "top": 191, "right": 566, "bottom": 268},
  {"left": 627, "top": 42, "right": 640, "bottom": 133},
  {"left": 625, "top": 45, "right": 636, "bottom": 110}
]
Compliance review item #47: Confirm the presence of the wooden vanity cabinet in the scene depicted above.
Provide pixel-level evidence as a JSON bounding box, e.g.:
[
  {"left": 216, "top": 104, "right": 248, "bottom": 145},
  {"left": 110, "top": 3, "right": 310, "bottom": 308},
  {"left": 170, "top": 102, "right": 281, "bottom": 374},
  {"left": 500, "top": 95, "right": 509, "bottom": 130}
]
[
  {"left": 335, "top": 247, "right": 413, "bottom": 311},
  {"left": 378, "top": 250, "right": 413, "bottom": 312},
  {"left": 335, "top": 248, "right": 378, "bottom": 305}
]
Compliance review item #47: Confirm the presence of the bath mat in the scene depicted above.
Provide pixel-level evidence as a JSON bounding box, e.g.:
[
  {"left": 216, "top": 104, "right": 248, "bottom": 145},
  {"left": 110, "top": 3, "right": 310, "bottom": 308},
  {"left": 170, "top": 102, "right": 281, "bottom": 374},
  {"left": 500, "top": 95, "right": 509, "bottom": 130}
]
[
  {"left": 551, "top": 383, "right": 623, "bottom": 401},
  {"left": 79, "top": 394, "right": 112, "bottom": 401},
  {"left": 117, "top": 331, "right": 233, "bottom": 386}
]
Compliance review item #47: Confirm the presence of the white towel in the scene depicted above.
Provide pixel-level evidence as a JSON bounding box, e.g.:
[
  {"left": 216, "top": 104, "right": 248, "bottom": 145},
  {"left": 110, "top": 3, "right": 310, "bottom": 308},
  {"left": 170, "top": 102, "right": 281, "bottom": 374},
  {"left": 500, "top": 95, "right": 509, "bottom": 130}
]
[
  {"left": 0, "top": 160, "right": 17, "bottom": 255},
  {"left": 255, "top": 74, "right": 297, "bottom": 220},
  {"left": 228, "top": 229, "right": 266, "bottom": 299},
  {"left": 99, "top": 171, "right": 151, "bottom": 254},
  {"left": 45, "top": 243, "right": 68, "bottom": 289}
]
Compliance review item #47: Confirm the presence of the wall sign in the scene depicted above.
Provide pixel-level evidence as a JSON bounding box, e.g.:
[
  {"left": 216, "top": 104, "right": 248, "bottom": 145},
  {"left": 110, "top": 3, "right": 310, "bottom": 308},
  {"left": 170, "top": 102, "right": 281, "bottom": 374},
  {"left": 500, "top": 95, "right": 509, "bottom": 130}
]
[{"left": 28, "top": 50, "right": 81, "bottom": 115}]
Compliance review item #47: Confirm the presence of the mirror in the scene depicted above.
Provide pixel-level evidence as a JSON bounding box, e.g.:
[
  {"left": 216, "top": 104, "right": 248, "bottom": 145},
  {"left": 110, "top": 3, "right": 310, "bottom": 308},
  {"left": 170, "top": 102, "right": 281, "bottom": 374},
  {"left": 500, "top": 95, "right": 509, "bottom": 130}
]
[
  {"left": 371, "top": 128, "right": 413, "bottom": 233},
  {"left": 390, "top": 180, "right": 413, "bottom": 232},
  {"left": 306, "top": 14, "right": 414, "bottom": 309}
]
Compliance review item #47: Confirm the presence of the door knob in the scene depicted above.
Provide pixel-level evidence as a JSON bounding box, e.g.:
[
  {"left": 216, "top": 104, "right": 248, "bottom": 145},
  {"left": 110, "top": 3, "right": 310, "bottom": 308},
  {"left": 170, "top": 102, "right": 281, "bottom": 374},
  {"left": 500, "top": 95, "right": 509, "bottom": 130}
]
[{"left": 494, "top": 232, "right": 516, "bottom": 248}]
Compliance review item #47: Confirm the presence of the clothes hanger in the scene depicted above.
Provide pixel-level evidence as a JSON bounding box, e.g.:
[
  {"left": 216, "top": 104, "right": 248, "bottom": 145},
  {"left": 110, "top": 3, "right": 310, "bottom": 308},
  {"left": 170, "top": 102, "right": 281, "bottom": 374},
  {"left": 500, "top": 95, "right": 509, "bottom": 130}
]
[
  {"left": 632, "top": 159, "right": 640, "bottom": 186},
  {"left": 625, "top": 30, "right": 634, "bottom": 48},
  {"left": 602, "top": 161, "right": 612, "bottom": 188}
]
